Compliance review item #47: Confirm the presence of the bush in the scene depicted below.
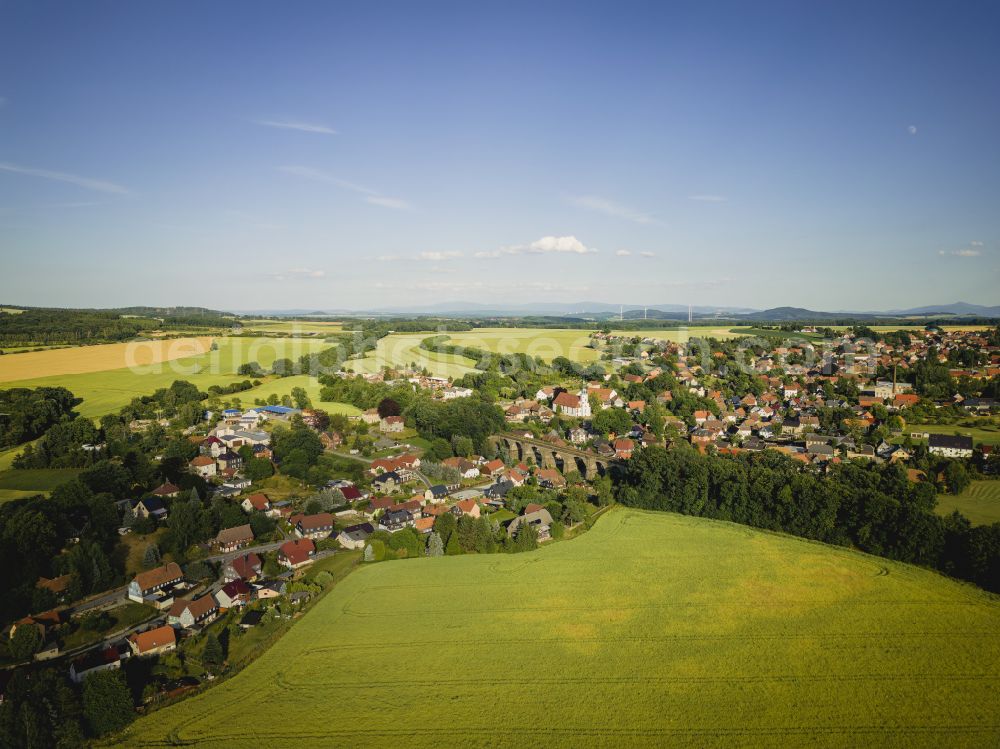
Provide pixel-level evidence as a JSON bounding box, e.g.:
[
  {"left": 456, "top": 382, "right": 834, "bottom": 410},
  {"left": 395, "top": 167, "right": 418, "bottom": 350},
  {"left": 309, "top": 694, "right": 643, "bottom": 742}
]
[
  {"left": 82, "top": 670, "right": 135, "bottom": 736},
  {"left": 313, "top": 570, "right": 334, "bottom": 587},
  {"left": 9, "top": 623, "right": 42, "bottom": 661}
]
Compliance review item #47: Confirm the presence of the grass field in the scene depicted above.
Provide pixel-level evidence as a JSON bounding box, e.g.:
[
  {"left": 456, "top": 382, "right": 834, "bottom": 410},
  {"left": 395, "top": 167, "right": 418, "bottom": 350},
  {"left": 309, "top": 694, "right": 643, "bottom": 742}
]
[
  {"left": 235, "top": 375, "right": 361, "bottom": 415},
  {"left": 118, "top": 508, "right": 1000, "bottom": 748},
  {"left": 348, "top": 328, "right": 605, "bottom": 378},
  {"left": 0, "top": 337, "right": 342, "bottom": 419},
  {"left": 0, "top": 337, "right": 215, "bottom": 383},
  {"left": 936, "top": 481, "right": 1000, "bottom": 526},
  {"left": 909, "top": 421, "right": 1000, "bottom": 447},
  {"left": 61, "top": 602, "right": 157, "bottom": 650},
  {"left": 447, "top": 328, "right": 603, "bottom": 363},
  {"left": 348, "top": 332, "right": 478, "bottom": 378},
  {"left": 0, "top": 467, "right": 82, "bottom": 503},
  {"left": 0, "top": 444, "right": 25, "bottom": 472}
]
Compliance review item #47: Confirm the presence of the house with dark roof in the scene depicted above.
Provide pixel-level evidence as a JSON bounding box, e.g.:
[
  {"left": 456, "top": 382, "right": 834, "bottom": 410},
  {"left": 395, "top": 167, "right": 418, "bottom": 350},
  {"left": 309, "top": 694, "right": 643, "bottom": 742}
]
[
  {"left": 133, "top": 496, "right": 168, "bottom": 521},
  {"left": 69, "top": 642, "right": 130, "bottom": 684},
  {"left": 216, "top": 579, "right": 252, "bottom": 608},
  {"left": 372, "top": 471, "right": 402, "bottom": 494},
  {"left": 239, "top": 609, "right": 264, "bottom": 629},
  {"left": 485, "top": 479, "right": 514, "bottom": 499},
  {"left": 379, "top": 508, "right": 414, "bottom": 532},
  {"left": 336, "top": 522, "right": 374, "bottom": 550},
  {"left": 260, "top": 405, "right": 300, "bottom": 418},
  {"left": 928, "top": 433, "right": 974, "bottom": 458},
  {"left": 425, "top": 484, "right": 449, "bottom": 502}
]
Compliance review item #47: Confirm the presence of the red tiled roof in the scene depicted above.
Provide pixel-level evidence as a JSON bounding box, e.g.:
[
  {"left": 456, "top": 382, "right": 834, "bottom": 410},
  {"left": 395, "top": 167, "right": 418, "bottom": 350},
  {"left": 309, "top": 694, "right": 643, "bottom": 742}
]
[
  {"left": 134, "top": 562, "right": 183, "bottom": 593},
  {"left": 130, "top": 625, "right": 176, "bottom": 653}
]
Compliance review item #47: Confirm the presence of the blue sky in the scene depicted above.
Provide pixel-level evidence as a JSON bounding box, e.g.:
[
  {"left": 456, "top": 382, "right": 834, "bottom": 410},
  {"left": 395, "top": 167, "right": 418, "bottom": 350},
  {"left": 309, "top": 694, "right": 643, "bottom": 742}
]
[{"left": 0, "top": 0, "right": 997, "bottom": 311}]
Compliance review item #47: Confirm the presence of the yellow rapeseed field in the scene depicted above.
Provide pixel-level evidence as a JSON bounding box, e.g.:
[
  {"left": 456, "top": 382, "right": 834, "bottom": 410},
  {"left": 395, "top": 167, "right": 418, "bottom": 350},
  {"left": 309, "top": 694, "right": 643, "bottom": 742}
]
[{"left": 0, "top": 337, "right": 214, "bottom": 383}]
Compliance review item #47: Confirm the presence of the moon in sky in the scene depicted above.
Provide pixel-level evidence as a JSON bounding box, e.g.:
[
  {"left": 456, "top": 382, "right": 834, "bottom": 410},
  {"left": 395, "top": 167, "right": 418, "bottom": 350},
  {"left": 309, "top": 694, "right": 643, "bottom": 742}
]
[{"left": 907, "top": 125, "right": 918, "bottom": 135}]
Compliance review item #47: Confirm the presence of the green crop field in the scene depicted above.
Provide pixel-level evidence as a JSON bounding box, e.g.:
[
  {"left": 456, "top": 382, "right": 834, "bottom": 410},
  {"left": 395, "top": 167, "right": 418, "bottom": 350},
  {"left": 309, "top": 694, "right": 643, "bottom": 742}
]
[
  {"left": 0, "top": 337, "right": 344, "bottom": 419},
  {"left": 118, "top": 509, "right": 1000, "bottom": 748},
  {"left": 936, "top": 481, "right": 1000, "bottom": 526}
]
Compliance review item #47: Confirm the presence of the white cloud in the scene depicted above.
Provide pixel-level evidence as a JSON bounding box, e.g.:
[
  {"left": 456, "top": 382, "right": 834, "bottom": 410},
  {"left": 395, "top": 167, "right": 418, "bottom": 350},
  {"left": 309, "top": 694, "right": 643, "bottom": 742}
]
[
  {"left": 276, "top": 267, "right": 326, "bottom": 280},
  {"left": 970, "top": 240, "right": 983, "bottom": 247},
  {"left": 279, "top": 165, "right": 412, "bottom": 210},
  {"left": 907, "top": 125, "right": 918, "bottom": 135},
  {"left": 473, "top": 235, "right": 597, "bottom": 258},
  {"left": 0, "top": 162, "right": 129, "bottom": 194},
  {"left": 688, "top": 194, "right": 727, "bottom": 202},
  {"left": 528, "top": 235, "right": 596, "bottom": 254},
  {"left": 567, "top": 195, "right": 657, "bottom": 224},
  {"left": 939, "top": 248, "right": 981, "bottom": 258},
  {"left": 255, "top": 119, "right": 337, "bottom": 135},
  {"left": 615, "top": 250, "right": 632, "bottom": 257},
  {"left": 640, "top": 251, "right": 655, "bottom": 258},
  {"left": 418, "top": 251, "right": 463, "bottom": 261}
]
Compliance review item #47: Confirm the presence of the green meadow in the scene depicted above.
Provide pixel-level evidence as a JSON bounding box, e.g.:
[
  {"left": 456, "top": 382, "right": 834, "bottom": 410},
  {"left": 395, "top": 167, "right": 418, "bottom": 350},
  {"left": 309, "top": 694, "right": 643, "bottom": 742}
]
[
  {"left": 348, "top": 332, "right": 478, "bottom": 378},
  {"left": 236, "top": 375, "right": 360, "bottom": 415},
  {"left": 348, "top": 328, "right": 605, "bottom": 378},
  {"left": 908, "top": 420, "right": 1000, "bottom": 447},
  {"left": 936, "top": 481, "right": 1000, "bottom": 526},
  {"left": 117, "top": 508, "right": 1000, "bottom": 748}
]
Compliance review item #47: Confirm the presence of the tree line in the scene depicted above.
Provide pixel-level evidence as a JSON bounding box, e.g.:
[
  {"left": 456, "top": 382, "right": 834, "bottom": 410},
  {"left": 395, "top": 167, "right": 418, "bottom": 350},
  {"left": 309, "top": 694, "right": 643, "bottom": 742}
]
[
  {"left": 0, "top": 307, "right": 231, "bottom": 346},
  {"left": 615, "top": 445, "right": 1000, "bottom": 592}
]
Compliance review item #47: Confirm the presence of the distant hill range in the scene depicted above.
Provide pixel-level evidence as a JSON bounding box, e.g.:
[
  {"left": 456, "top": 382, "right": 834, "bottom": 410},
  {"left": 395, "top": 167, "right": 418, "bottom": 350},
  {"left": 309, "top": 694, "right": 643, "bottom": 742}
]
[
  {"left": 110, "top": 306, "right": 231, "bottom": 318},
  {"left": 233, "top": 300, "right": 1000, "bottom": 321},
  {"left": 1, "top": 304, "right": 230, "bottom": 318},
  {"left": 886, "top": 302, "right": 1000, "bottom": 317},
  {"left": 6, "top": 301, "right": 997, "bottom": 322}
]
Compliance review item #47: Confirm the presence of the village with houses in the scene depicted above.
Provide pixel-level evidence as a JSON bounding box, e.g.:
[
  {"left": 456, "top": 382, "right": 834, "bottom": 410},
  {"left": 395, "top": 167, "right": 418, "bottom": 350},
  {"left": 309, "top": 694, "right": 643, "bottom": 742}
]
[{"left": 1, "top": 320, "right": 998, "bottom": 727}]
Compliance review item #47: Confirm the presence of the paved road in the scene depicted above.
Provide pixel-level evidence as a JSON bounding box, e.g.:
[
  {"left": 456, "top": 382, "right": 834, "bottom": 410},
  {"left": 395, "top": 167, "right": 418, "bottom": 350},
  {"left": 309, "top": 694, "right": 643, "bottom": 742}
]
[
  {"left": 57, "top": 546, "right": 344, "bottom": 665},
  {"left": 70, "top": 538, "right": 292, "bottom": 615}
]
